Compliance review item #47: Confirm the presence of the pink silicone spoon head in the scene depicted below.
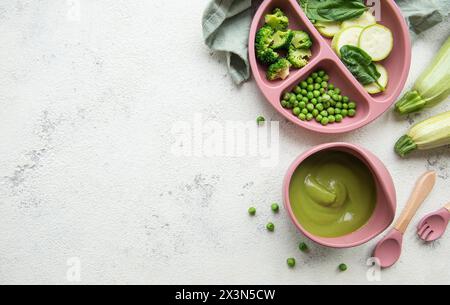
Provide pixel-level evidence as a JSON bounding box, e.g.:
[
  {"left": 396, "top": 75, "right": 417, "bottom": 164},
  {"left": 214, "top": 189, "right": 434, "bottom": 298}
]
[
  {"left": 417, "top": 204, "right": 450, "bottom": 242},
  {"left": 373, "top": 171, "right": 436, "bottom": 268},
  {"left": 373, "top": 229, "right": 403, "bottom": 268}
]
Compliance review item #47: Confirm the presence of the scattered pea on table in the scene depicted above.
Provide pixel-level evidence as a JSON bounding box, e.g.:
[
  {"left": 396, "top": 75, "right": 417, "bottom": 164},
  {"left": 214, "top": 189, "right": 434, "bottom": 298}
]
[
  {"left": 266, "top": 222, "right": 275, "bottom": 232},
  {"left": 299, "top": 242, "right": 309, "bottom": 252},
  {"left": 287, "top": 258, "right": 296, "bottom": 268},
  {"left": 271, "top": 203, "right": 279, "bottom": 213},
  {"left": 339, "top": 263, "right": 348, "bottom": 272},
  {"left": 256, "top": 116, "right": 265, "bottom": 125},
  {"left": 248, "top": 207, "right": 256, "bottom": 216}
]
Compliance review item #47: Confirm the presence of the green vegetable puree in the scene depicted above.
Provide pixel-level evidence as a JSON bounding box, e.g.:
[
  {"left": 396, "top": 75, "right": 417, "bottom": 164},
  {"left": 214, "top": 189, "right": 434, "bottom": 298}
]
[{"left": 289, "top": 151, "right": 377, "bottom": 237}]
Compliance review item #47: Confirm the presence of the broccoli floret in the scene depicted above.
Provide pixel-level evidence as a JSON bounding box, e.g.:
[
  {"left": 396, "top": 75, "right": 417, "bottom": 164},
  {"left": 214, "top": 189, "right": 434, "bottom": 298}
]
[
  {"left": 255, "top": 25, "right": 280, "bottom": 64},
  {"left": 287, "top": 46, "right": 312, "bottom": 68},
  {"left": 291, "top": 30, "right": 313, "bottom": 49},
  {"left": 267, "top": 58, "right": 291, "bottom": 81},
  {"left": 265, "top": 8, "right": 289, "bottom": 31},
  {"left": 257, "top": 49, "right": 280, "bottom": 65},
  {"left": 255, "top": 25, "right": 274, "bottom": 52},
  {"left": 272, "top": 30, "right": 294, "bottom": 50}
]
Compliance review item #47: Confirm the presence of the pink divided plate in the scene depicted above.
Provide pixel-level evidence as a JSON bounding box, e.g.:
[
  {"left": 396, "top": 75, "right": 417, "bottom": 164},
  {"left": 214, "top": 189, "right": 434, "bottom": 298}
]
[{"left": 249, "top": 0, "right": 411, "bottom": 134}]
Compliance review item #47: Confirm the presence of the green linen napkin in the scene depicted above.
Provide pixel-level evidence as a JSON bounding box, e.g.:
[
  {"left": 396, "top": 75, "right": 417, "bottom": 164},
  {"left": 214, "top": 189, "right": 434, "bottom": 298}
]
[{"left": 202, "top": 0, "right": 449, "bottom": 85}]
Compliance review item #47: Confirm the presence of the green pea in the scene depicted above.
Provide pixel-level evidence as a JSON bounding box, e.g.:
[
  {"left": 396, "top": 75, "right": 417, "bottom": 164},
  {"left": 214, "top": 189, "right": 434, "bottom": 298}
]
[
  {"left": 266, "top": 222, "right": 275, "bottom": 232},
  {"left": 342, "top": 103, "right": 349, "bottom": 109},
  {"left": 290, "top": 96, "right": 296, "bottom": 103},
  {"left": 332, "top": 94, "right": 340, "bottom": 101},
  {"left": 334, "top": 108, "right": 341, "bottom": 114},
  {"left": 315, "top": 114, "right": 323, "bottom": 122},
  {"left": 321, "top": 81, "right": 328, "bottom": 88},
  {"left": 311, "top": 72, "right": 318, "bottom": 79},
  {"left": 342, "top": 96, "right": 349, "bottom": 103},
  {"left": 287, "top": 258, "right": 296, "bottom": 268},
  {"left": 293, "top": 101, "right": 299, "bottom": 108},
  {"left": 328, "top": 115, "right": 336, "bottom": 123},
  {"left": 321, "top": 117, "right": 329, "bottom": 126},
  {"left": 301, "top": 89, "right": 308, "bottom": 96},
  {"left": 328, "top": 90, "right": 335, "bottom": 96},
  {"left": 298, "top": 113, "right": 306, "bottom": 121},
  {"left": 315, "top": 77, "right": 323, "bottom": 84},
  {"left": 307, "top": 77, "right": 314, "bottom": 84},
  {"left": 256, "top": 116, "right": 265, "bottom": 125},
  {"left": 330, "top": 100, "right": 336, "bottom": 107},
  {"left": 299, "top": 242, "right": 309, "bottom": 252},
  {"left": 293, "top": 107, "right": 301, "bottom": 115},
  {"left": 306, "top": 103, "right": 315, "bottom": 112},
  {"left": 306, "top": 113, "right": 314, "bottom": 121},
  {"left": 248, "top": 207, "right": 256, "bottom": 215},
  {"left": 323, "top": 75, "right": 329, "bottom": 81},
  {"left": 311, "top": 98, "right": 318, "bottom": 105},
  {"left": 335, "top": 102, "right": 343, "bottom": 109},
  {"left": 316, "top": 103, "right": 324, "bottom": 111},
  {"left": 327, "top": 108, "right": 335, "bottom": 115},
  {"left": 302, "top": 108, "right": 309, "bottom": 115},
  {"left": 335, "top": 114, "right": 343, "bottom": 122},
  {"left": 323, "top": 101, "right": 331, "bottom": 109},
  {"left": 348, "top": 102, "right": 356, "bottom": 109},
  {"left": 301, "top": 81, "right": 308, "bottom": 89},
  {"left": 294, "top": 86, "right": 302, "bottom": 94},
  {"left": 319, "top": 88, "right": 326, "bottom": 94},
  {"left": 286, "top": 103, "right": 293, "bottom": 109},
  {"left": 299, "top": 101, "right": 306, "bottom": 109},
  {"left": 320, "top": 110, "right": 328, "bottom": 117},
  {"left": 307, "top": 92, "right": 314, "bottom": 100},
  {"left": 302, "top": 97, "right": 309, "bottom": 103},
  {"left": 318, "top": 70, "right": 325, "bottom": 77},
  {"left": 313, "top": 90, "right": 321, "bottom": 97},
  {"left": 322, "top": 94, "right": 331, "bottom": 101},
  {"left": 341, "top": 109, "right": 348, "bottom": 117},
  {"left": 337, "top": 95, "right": 343, "bottom": 102},
  {"left": 348, "top": 109, "right": 356, "bottom": 117},
  {"left": 296, "top": 94, "right": 303, "bottom": 100},
  {"left": 307, "top": 84, "right": 314, "bottom": 92},
  {"left": 334, "top": 88, "right": 341, "bottom": 95},
  {"left": 339, "top": 264, "right": 348, "bottom": 272},
  {"left": 281, "top": 100, "right": 288, "bottom": 108},
  {"left": 328, "top": 84, "right": 335, "bottom": 90},
  {"left": 283, "top": 93, "right": 291, "bottom": 100},
  {"left": 314, "top": 83, "right": 321, "bottom": 90}
]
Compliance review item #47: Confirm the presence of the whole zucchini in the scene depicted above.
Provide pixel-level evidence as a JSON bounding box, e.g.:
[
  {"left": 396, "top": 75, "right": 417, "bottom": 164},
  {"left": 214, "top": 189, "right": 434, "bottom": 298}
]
[{"left": 395, "top": 111, "right": 450, "bottom": 157}]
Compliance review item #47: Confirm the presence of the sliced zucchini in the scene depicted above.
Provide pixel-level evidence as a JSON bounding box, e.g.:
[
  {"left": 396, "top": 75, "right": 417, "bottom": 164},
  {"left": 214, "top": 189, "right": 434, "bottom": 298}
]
[
  {"left": 364, "top": 63, "right": 388, "bottom": 94},
  {"left": 315, "top": 21, "right": 341, "bottom": 38},
  {"left": 358, "top": 24, "right": 393, "bottom": 61},
  {"left": 332, "top": 26, "right": 364, "bottom": 57},
  {"left": 341, "top": 11, "right": 376, "bottom": 29}
]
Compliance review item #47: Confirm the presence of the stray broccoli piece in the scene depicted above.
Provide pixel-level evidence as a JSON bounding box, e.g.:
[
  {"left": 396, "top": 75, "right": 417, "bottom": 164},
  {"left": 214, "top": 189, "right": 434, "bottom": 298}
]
[
  {"left": 272, "top": 30, "right": 294, "bottom": 50},
  {"left": 255, "top": 25, "right": 280, "bottom": 64},
  {"left": 265, "top": 8, "right": 289, "bottom": 31},
  {"left": 287, "top": 46, "right": 312, "bottom": 68},
  {"left": 291, "top": 30, "right": 313, "bottom": 49},
  {"left": 267, "top": 59, "right": 291, "bottom": 81}
]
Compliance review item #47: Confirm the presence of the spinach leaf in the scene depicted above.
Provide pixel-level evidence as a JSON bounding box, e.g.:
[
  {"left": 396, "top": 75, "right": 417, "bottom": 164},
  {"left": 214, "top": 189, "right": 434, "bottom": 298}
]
[
  {"left": 340, "top": 45, "right": 383, "bottom": 89},
  {"left": 299, "top": 0, "right": 367, "bottom": 22}
]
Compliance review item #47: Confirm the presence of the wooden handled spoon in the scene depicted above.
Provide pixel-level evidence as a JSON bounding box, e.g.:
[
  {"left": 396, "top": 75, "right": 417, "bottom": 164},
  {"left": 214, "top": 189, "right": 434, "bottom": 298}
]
[{"left": 373, "top": 171, "right": 436, "bottom": 268}]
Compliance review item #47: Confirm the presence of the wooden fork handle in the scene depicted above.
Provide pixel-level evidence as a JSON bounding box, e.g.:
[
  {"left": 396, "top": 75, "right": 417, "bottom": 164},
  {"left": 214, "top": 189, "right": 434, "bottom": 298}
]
[
  {"left": 445, "top": 202, "right": 450, "bottom": 212},
  {"left": 395, "top": 171, "right": 437, "bottom": 233}
]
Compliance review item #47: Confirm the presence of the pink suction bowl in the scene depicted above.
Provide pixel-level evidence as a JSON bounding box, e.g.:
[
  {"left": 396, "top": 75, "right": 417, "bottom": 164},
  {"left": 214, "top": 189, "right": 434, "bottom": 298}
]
[
  {"left": 283, "top": 143, "right": 397, "bottom": 248},
  {"left": 249, "top": 0, "right": 411, "bottom": 134}
]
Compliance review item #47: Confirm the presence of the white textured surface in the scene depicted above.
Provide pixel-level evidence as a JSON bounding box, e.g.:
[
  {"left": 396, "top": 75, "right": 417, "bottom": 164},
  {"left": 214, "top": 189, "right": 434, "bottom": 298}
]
[{"left": 0, "top": 0, "right": 449, "bottom": 285}]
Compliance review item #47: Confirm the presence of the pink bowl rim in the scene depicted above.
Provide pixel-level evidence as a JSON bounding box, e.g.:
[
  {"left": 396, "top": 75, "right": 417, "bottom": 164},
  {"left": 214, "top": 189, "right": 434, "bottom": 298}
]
[
  {"left": 283, "top": 142, "right": 396, "bottom": 248},
  {"left": 249, "top": 0, "right": 412, "bottom": 134}
]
